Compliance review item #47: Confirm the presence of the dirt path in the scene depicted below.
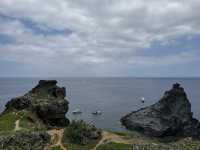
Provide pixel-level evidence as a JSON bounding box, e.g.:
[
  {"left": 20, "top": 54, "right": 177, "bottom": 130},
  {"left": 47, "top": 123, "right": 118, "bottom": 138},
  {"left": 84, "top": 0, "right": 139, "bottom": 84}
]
[
  {"left": 47, "top": 129, "right": 66, "bottom": 150},
  {"left": 14, "top": 119, "right": 21, "bottom": 131},
  {"left": 93, "top": 131, "right": 134, "bottom": 150}
]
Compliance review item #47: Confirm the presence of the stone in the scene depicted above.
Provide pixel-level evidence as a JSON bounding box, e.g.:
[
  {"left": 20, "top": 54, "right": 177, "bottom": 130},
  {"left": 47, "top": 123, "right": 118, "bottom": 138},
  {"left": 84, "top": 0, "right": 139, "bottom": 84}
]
[
  {"left": 30, "top": 80, "right": 66, "bottom": 99},
  {"left": 5, "top": 96, "right": 32, "bottom": 111},
  {"left": 4, "top": 80, "right": 69, "bottom": 128},
  {"left": 35, "top": 100, "right": 69, "bottom": 127},
  {"left": 121, "top": 83, "right": 200, "bottom": 138}
]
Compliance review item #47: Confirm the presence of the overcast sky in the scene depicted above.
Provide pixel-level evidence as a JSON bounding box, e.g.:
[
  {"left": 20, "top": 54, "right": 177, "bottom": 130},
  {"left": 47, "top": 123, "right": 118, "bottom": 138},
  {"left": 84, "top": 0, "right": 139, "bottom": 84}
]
[{"left": 0, "top": 0, "right": 200, "bottom": 77}]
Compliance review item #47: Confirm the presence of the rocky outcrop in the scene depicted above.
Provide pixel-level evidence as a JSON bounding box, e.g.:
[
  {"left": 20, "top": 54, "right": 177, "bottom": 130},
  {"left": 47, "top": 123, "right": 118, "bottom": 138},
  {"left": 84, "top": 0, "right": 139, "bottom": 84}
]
[
  {"left": 4, "top": 80, "right": 69, "bottom": 128},
  {"left": 121, "top": 83, "right": 200, "bottom": 138},
  {"left": 5, "top": 96, "right": 32, "bottom": 110},
  {"left": 30, "top": 80, "right": 66, "bottom": 99},
  {"left": 0, "top": 131, "right": 50, "bottom": 150}
]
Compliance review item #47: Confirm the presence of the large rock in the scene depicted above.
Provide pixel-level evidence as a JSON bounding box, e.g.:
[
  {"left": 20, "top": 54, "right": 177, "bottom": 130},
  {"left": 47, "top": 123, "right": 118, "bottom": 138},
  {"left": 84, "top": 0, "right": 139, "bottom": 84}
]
[
  {"left": 4, "top": 80, "right": 69, "bottom": 128},
  {"left": 121, "top": 83, "right": 200, "bottom": 138}
]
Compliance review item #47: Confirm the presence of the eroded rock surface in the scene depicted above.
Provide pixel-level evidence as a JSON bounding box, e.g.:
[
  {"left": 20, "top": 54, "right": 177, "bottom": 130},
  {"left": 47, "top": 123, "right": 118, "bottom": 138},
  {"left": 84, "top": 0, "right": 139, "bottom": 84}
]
[
  {"left": 4, "top": 80, "right": 69, "bottom": 128},
  {"left": 121, "top": 83, "right": 200, "bottom": 138}
]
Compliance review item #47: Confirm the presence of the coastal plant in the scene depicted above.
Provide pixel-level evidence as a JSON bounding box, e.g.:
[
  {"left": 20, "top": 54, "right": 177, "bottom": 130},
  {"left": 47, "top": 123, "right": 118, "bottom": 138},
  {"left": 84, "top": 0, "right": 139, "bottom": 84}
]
[{"left": 62, "top": 120, "right": 101, "bottom": 145}]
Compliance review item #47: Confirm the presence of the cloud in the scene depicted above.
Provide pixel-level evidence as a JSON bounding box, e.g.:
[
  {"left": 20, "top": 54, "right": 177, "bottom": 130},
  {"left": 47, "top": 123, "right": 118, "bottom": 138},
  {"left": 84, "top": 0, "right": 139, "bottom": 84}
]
[{"left": 0, "top": 0, "right": 200, "bottom": 76}]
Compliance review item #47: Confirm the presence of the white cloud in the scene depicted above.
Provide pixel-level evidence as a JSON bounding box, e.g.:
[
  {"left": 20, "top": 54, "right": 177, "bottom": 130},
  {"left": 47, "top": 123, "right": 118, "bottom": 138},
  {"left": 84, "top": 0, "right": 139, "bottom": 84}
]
[{"left": 0, "top": 0, "right": 200, "bottom": 76}]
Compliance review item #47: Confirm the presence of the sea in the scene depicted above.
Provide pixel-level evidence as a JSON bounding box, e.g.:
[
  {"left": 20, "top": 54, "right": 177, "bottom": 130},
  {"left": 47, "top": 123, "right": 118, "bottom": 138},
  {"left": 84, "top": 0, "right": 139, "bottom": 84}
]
[{"left": 0, "top": 77, "right": 199, "bottom": 131}]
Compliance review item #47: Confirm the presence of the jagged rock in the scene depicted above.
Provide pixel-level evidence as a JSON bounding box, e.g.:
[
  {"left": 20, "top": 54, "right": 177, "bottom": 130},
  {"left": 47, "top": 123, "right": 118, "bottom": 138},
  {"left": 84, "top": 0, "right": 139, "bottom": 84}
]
[
  {"left": 5, "top": 96, "right": 32, "bottom": 111},
  {"left": 35, "top": 100, "right": 69, "bottom": 127},
  {"left": 4, "top": 80, "right": 69, "bottom": 128},
  {"left": 121, "top": 83, "right": 200, "bottom": 138},
  {"left": 0, "top": 131, "right": 50, "bottom": 150},
  {"left": 30, "top": 80, "right": 66, "bottom": 99}
]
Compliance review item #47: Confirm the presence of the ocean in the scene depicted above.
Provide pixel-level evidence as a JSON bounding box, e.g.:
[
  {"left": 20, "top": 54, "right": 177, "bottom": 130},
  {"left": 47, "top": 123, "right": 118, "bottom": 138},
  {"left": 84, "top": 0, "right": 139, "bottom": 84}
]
[{"left": 0, "top": 77, "right": 200, "bottom": 131}]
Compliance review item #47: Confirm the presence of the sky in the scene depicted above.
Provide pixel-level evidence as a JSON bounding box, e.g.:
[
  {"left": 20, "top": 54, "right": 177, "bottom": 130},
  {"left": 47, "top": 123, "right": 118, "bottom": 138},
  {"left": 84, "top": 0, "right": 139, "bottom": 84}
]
[{"left": 0, "top": 0, "right": 200, "bottom": 77}]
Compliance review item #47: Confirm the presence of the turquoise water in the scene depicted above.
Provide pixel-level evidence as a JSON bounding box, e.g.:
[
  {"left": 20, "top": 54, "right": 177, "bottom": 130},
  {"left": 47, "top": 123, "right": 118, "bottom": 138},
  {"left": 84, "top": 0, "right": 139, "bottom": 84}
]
[{"left": 0, "top": 77, "right": 200, "bottom": 131}]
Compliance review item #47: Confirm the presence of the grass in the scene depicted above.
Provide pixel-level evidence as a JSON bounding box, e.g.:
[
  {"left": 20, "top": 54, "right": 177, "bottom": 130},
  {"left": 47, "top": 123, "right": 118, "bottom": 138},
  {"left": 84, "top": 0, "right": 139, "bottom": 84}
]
[
  {"left": 0, "top": 112, "right": 18, "bottom": 132},
  {"left": 18, "top": 110, "right": 46, "bottom": 131},
  {"left": 96, "top": 142, "right": 132, "bottom": 150},
  {"left": 63, "top": 140, "right": 99, "bottom": 150},
  {"left": 50, "top": 146, "right": 63, "bottom": 150},
  {"left": 96, "top": 139, "right": 200, "bottom": 150},
  {"left": 95, "top": 130, "right": 200, "bottom": 150}
]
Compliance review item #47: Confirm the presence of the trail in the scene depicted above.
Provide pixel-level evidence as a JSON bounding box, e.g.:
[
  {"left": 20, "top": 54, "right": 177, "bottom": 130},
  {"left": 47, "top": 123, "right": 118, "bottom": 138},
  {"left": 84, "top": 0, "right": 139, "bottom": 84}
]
[
  {"left": 92, "top": 131, "right": 134, "bottom": 150},
  {"left": 14, "top": 119, "right": 21, "bottom": 131},
  {"left": 47, "top": 129, "right": 67, "bottom": 150}
]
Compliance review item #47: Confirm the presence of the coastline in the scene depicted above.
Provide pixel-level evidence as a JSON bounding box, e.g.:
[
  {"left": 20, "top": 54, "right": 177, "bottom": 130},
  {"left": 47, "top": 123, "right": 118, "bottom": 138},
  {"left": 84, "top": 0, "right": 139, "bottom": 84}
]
[{"left": 0, "top": 80, "right": 200, "bottom": 149}]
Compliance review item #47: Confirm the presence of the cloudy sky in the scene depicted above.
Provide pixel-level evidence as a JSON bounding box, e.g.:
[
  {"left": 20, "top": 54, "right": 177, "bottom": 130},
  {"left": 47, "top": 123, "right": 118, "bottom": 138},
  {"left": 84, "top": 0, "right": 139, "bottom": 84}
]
[{"left": 0, "top": 0, "right": 200, "bottom": 77}]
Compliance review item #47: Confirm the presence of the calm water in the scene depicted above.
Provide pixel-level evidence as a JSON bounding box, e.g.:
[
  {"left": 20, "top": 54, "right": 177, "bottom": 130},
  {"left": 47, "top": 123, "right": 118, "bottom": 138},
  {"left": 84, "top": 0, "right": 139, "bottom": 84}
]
[{"left": 0, "top": 78, "right": 200, "bottom": 131}]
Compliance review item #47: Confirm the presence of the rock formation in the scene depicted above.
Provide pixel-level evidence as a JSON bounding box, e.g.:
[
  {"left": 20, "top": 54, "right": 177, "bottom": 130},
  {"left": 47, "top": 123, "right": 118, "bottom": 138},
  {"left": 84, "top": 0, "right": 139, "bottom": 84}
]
[
  {"left": 121, "top": 83, "right": 200, "bottom": 138},
  {"left": 4, "top": 80, "right": 69, "bottom": 128}
]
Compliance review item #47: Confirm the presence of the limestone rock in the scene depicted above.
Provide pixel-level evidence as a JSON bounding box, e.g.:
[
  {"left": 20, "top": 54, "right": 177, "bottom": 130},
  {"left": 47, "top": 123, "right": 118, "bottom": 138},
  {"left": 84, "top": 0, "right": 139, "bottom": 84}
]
[
  {"left": 5, "top": 96, "right": 32, "bottom": 111},
  {"left": 121, "top": 83, "right": 200, "bottom": 138},
  {"left": 4, "top": 80, "right": 69, "bottom": 128}
]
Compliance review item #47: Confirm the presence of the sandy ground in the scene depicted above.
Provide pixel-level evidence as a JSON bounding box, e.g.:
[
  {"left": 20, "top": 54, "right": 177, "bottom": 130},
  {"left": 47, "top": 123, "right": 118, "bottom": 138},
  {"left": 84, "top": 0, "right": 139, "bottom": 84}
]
[
  {"left": 93, "top": 131, "right": 134, "bottom": 150},
  {"left": 14, "top": 119, "right": 21, "bottom": 131},
  {"left": 47, "top": 129, "right": 67, "bottom": 150}
]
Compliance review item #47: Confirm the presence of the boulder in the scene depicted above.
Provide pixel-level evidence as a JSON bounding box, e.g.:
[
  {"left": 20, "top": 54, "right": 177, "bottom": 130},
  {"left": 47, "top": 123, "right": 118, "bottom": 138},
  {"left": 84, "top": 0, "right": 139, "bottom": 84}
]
[
  {"left": 4, "top": 80, "right": 69, "bottom": 128},
  {"left": 121, "top": 83, "right": 200, "bottom": 138}
]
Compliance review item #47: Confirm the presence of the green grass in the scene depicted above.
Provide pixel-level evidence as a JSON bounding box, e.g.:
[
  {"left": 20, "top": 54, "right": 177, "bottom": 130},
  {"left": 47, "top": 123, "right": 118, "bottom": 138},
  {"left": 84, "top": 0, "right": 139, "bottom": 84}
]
[
  {"left": 0, "top": 112, "right": 18, "bottom": 131},
  {"left": 18, "top": 111, "right": 46, "bottom": 131},
  {"left": 97, "top": 142, "right": 132, "bottom": 150},
  {"left": 96, "top": 140, "right": 200, "bottom": 150},
  {"left": 63, "top": 139, "right": 99, "bottom": 150},
  {"left": 50, "top": 146, "right": 63, "bottom": 150}
]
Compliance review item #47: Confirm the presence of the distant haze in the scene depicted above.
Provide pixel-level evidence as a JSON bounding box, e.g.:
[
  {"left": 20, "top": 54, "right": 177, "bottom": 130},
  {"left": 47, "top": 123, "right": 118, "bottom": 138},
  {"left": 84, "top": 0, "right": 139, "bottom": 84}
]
[{"left": 0, "top": 0, "right": 200, "bottom": 77}]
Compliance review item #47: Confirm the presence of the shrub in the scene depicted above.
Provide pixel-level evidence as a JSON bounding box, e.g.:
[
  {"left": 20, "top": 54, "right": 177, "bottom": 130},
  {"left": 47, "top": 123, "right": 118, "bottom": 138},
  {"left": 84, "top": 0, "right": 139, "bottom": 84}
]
[{"left": 63, "top": 120, "right": 101, "bottom": 145}]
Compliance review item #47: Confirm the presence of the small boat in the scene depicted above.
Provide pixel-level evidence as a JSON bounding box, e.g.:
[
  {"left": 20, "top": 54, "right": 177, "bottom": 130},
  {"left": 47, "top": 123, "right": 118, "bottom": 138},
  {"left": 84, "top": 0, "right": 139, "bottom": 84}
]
[
  {"left": 92, "top": 110, "right": 102, "bottom": 115},
  {"left": 141, "top": 97, "right": 145, "bottom": 103},
  {"left": 72, "top": 109, "right": 82, "bottom": 114}
]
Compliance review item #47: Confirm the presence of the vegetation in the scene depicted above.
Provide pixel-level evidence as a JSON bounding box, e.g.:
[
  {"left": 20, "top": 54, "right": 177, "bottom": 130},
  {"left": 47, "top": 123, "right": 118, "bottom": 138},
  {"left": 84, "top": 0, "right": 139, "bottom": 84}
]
[
  {"left": 63, "top": 120, "right": 101, "bottom": 145},
  {"left": 18, "top": 110, "right": 46, "bottom": 131},
  {"left": 97, "top": 142, "right": 132, "bottom": 150},
  {"left": 0, "top": 112, "right": 18, "bottom": 132},
  {"left": 64, "top": 140, "right": 99, "bottom": 150},
  {"left": 96, "top": 131, "right": 200, "bottom": 150},
  {"left": 50, "top": 146, "right": 63, "bottom": 150}
]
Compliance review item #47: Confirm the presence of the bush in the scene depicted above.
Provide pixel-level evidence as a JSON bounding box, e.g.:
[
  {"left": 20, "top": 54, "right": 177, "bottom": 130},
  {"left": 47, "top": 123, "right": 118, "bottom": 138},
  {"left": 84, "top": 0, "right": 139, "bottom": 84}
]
[{"left": 63, "top": 120, "right": 101, "bottom": 145}]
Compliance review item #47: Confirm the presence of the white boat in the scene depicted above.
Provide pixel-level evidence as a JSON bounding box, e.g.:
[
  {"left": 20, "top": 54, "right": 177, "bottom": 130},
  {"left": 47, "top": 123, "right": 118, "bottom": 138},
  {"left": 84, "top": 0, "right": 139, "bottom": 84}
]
[
  {"left": 72, "top": 109, "right": 82, "bottom": 114},
  {"left": 92, "top": 110, "right": 102, "bottom": 115},
  {"left": 141, "top": 97, "right": 145, "bottom": 103}
]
